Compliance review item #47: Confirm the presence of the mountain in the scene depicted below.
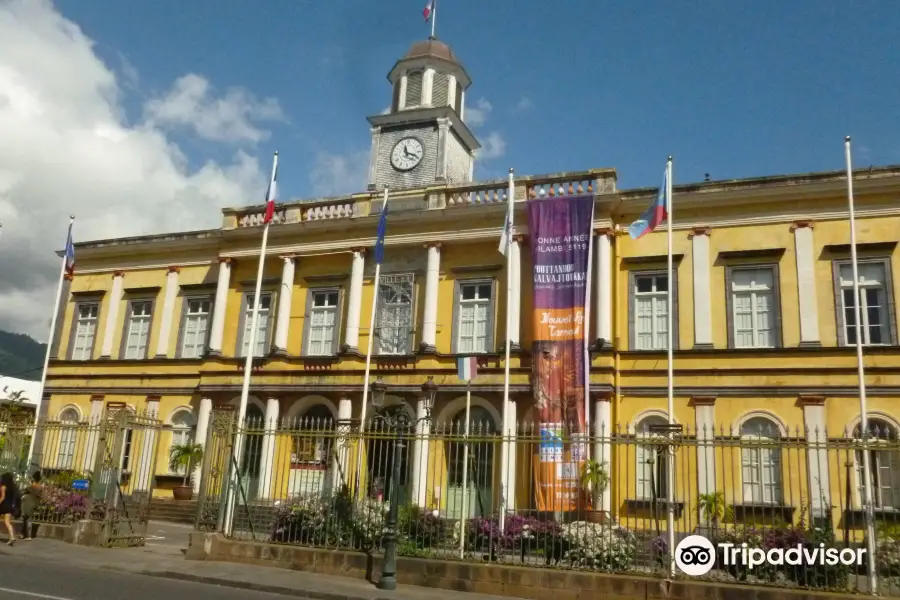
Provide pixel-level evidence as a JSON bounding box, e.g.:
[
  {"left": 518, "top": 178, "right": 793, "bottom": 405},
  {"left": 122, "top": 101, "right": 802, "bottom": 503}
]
[{"left": 0, "top": 330, "right": 46, "bottom": 381}]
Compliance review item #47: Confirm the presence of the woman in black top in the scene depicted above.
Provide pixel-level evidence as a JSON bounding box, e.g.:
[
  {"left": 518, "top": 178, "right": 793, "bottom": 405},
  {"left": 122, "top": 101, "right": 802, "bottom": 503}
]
[{"left": 0, "top": 472, "right": 19, "bottom": 546}]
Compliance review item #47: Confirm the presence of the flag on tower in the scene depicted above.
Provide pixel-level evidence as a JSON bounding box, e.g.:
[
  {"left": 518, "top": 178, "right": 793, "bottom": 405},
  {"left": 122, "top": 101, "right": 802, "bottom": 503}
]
[
  {"left": 628, "top": 167, "right": 669, "bottom": 240},
  {"left": 423, "top": 0, "right": 435, "bottom": 21},
  {"left": 262, "top": 154, "right": 279, "bottom": 224},
  {"left": 64, "top": 224, "right": 75, "bottom": 276}
]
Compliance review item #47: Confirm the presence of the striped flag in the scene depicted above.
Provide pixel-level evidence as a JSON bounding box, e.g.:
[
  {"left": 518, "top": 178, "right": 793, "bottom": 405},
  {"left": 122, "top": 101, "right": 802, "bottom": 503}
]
[
  {"left": 64, "top": 223, "right": 75, "bottom": 276},
  {"left": 262, "top": 153, "right": 279, "bottom": 224},
  {"left": 423, "top": 0, "right": 435, "bottom": 21},
  {"left": 374, "top": 204, "right": 389, "bottom": 265},
  {"left": 628, "top": 166, "right": 668, "bottom": 239},
  {"left": 457, "top": 356, "right": 477, "bottom": 382}
]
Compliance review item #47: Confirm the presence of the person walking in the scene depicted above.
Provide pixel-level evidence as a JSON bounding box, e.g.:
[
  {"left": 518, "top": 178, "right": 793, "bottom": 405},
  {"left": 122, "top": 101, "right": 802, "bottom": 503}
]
[
  {"left": 0, "top": 472, "right": 19, "bottom": 546},
  {"left": 20, "top": 472, "right": 42, "bottom": 540}
]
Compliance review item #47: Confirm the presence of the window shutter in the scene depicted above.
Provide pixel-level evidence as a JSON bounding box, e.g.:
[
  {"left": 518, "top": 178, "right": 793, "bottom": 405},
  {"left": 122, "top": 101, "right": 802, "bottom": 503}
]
[
  {"left": 771, "top": 264, "right": 784, "bottom": 348},
  {"left": 881, "top": 258, "right": 899, "bottom": 346},
  {"left": 627, "top": 271, "right": 637, "bottom": 351},
  {"left": 405, "top": 70, "right": 424, "bottom": 107},
  {"left": 832, "top": 260, "right": 846, "bottom": 347},
  {"left": 333, "top": 287, "right": 345, "bottom": 355},
  {"left": 450, "top": 279, "right": 460, "bottom": 354}
]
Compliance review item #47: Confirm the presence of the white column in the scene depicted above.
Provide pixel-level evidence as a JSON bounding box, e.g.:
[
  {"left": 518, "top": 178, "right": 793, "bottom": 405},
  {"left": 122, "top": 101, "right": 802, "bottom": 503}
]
[
  {"left": 500, "top": 397, "right": 518, "bottom": 513},
  {"left": 154, "top": 266, "right": 180, "bottom": 357},
  {"left": 334, "top": 397, "right": 353, "bottom": 491},
  {"left": 100, "top": 271, "right": 124, "bottom": 358},
  {"left": 421, "top": 243, "right": 441, "bottom": 352},
  {"left": 793, "top": 222, "right": 821, "bottom": 346},
  {"left": 344, "top": 249, "right": 366, "bottom": 352},
  {"left": 367, "top": 127, "right": 381, "bottom": 190},
  {"left": 81, "top": 397, "right": 104, "bottom": 473},
  {"left": 594, "top": 230, "right": 613, "bottom": 347},
  {"left": 208, "top": 258, "right": 232, "bottom": 355},
  {"left": 192, "top": 397, "right": 213, "bottom": 493},
  {"left": 410, "top": 397, "right": 431, "bottom": 507},
  {"left": 693, "top": 396, "right": 716, "bottom": 498},
  {"left": 257, "top": 397, "right": 280, "bottom": 499},
  {"left": 398, "top": 75, "right": 408, "bottom": 110},
  {"left": 509, "top": 237, "right": 522, "bottom": 348},
  {"left": 436, "top": 118, "right": 449, "bottom": 181},
  {"left": 801, "top": 396, "right": 831, "bottom": 519},
  {"left": 136, "top": 397, "right": 160, "bottom": 493},
  {"left": 274, "top": 256, "right": 295, "bottom": 354},
  {"left": 422, "top": 68, "right": 435, "bottom": 106},
  {"left": 592, "top": 396, "right": 612, "bottom": 513},
  {"left": 690, "top": 228, "right": 713, "bottom": 348}
]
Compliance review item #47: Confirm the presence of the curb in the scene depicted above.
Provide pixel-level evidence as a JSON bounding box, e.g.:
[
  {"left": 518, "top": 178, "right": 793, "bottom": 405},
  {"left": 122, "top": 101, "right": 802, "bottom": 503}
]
[{"left": 141, "top": 570, "right": 395, "bottom": 600}]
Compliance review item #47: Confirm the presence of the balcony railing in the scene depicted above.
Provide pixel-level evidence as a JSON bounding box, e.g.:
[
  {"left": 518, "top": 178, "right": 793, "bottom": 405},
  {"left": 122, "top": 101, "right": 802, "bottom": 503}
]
[{"left": 222, "top": 169, "right": 617, "bottom": 229}]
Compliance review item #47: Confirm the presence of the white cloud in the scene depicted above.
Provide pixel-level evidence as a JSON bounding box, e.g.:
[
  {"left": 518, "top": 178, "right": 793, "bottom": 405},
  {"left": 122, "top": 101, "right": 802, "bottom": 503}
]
[
  {"left": 309, "top": 150, "right": 369, "bottom": 197},
  {"left": 479, "top": 132, "right": 506, "bottom": 160},
  {"left": 144, "top": 73, "right": 284, "bottom": 144},
  {"left": 0, "top": 0, "right": 272, "bottom": 341},
  {"left": 465, "top": 97, "right": 493, "bottom": 128},
  {"left": 513, "top": 95, "right": 534, "bottom": 113}
]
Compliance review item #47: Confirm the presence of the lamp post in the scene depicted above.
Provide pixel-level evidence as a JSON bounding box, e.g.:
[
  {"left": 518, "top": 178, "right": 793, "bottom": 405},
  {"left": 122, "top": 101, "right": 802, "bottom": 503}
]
[{"left": 374, "top": 376, "right": 437, "bottom": 591}]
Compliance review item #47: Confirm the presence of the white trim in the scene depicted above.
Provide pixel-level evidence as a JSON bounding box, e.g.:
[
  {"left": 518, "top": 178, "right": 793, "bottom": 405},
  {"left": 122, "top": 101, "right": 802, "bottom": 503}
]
[
  {"left": 284, "top": 395, "right": 338, "bottom": 420},
  {"left": 793, "top": 226, "right": 820, "bottom": 344},
  {"left": 436, "top": 395, "right": 501, "bottom": 428},
  {"left": 165, "top": 405, "right": 195, "bottom": 426},
  {"left": 630, "top": 409, "right": 675, "bottom": 434},
  {"left": 691, "top": 232, "right": 712, "bottom": 346},
  {"left": 57, "top": 404, "right": 83, "bottom": 422},
  {"left": 228, "top": 395, "right": 266, "bottom": 415},
  {"left": 734, "top": 410, "right": 789, "bottom": 438},
  {"left": 846, "top": 411, "right": 900, "bottom": 437}
]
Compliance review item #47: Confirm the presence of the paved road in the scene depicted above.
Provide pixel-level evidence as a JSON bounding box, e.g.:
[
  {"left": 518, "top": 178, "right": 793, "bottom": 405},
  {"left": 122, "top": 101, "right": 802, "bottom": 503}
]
[{"left": 0, "top": 553, "right": 291, "bottom": 599}]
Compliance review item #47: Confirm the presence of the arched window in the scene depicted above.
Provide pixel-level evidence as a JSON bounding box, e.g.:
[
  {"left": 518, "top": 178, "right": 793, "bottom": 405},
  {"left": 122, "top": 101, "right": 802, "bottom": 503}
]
[
  {"left": 854, "top": 418, "right": 900, "bottom": 510},
  {"left": 57, "top": 407, "right": 79, "bottom": 469},
  {"left": 635, "top": 415, "right": 669, "bottom": 500},
  {"left": 292, "top": 404, "right": 333, "bottom": 467},
  {"left": 169, "top": 410, "right": 196, "bottom": 474},
  {"left": 446, "top": 405, "right": 497, "bottom": 519},
  {"left": 367, "top": 404, "right": 411, "bottom": 501},
  {"left": 740, "top": 416, "right": 782, "bottom": 504}
]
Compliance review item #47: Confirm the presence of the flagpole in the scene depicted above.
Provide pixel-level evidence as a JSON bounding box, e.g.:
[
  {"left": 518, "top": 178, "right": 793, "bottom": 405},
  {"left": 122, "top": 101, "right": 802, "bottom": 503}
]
[
  {"left": 224, "top": 152, "right": 278, "bottom": 536},
  {"left": 27, "top": 216, "right": 75, "bottom": 469},
  {"left": 499, "top": 168, "right": 514, "bottom": 533},
  {"left": 845, "top": 136, "right": 877, "bottom": 594},
  {"left": 665, "top": 156, "right": 675, "bottom": 578},
  {"left": 459, "top": 378, "right": 472, "bottom": 558},
  {"left": 354, "top": 187, "right": 390, "bottom": 500},
  {"left": 430, "top": 0, "right": 437, "bottom": 39}
]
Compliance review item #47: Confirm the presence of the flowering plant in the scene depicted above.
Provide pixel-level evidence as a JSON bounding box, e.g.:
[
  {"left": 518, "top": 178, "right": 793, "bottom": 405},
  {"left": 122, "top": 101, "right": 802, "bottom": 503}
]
[{"left": 560, "top": 521, "right": 637, "bottom": 571}]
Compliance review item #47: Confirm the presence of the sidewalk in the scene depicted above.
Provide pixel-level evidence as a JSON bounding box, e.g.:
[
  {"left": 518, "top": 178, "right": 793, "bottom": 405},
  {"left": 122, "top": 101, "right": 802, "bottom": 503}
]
[{"left": 0, "top": 528, "right": 525, "bottom": 600}]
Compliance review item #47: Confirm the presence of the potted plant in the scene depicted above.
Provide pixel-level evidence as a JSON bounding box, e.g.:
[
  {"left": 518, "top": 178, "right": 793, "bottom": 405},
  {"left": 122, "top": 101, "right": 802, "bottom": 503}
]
[
  {"left": 169, "top": 443, "right": 204, "bottom": 501},
  {"left": 581, "top": 459, "right": 610, "bottom": 523},
  {"left": 696, "top": 491, "right": 733, "bottom": 539}
]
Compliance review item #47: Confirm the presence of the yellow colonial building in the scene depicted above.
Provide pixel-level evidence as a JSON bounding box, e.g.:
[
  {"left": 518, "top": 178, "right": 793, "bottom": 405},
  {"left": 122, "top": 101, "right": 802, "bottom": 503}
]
[{"left": 39, "top": 38, "right": 900, "bottom": 537}]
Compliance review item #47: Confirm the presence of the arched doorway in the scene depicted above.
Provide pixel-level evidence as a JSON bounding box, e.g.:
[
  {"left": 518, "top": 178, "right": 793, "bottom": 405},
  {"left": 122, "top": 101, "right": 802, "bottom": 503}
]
[
  {"left": 445, "top": 405, "right": 497, "bottom": 520},
  {"left": 366, "top": 404, "right": 412, "bottom": 503},
  {"left": 288, "top": 404, "right": 336, "bottom": 498},
  {"left": 238, "top": 403, "right": 265, "bottom": 501}
]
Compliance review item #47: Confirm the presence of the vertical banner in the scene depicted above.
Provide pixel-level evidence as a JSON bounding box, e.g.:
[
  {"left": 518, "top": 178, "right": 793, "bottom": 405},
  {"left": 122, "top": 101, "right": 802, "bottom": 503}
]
[{"left": 527, "top": 194, "right": 594, "bottom": 512}]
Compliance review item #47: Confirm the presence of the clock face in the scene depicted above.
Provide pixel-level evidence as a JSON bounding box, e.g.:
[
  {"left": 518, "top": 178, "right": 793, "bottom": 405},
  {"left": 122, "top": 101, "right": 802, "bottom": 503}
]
[{"left": 390, "top": 137, "right": 424, "bottom": 171}]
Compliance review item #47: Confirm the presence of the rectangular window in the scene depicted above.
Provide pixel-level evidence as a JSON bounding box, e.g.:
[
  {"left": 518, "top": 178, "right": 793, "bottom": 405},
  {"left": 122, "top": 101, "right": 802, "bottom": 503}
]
[
  {"left": 456, "top": 280, "right": 493, "bottom": 354},
  {"left": 306, "top": 289, "right": 340, "bottom": 356},
  {"left": 240, "top": 292, "right": 273, "bottom": 357},
  {"left": 180, "top": 297, "right": 211, "bottom": 359},
  {"left": 636, "top": 445, "right": 669, "bottom": 500},
  {"left": 729, "top": 267, "right": 777, "bottom": 349},
  {"left": 376, "top": 274, "right": 414, "bottom": 355},
  {"left": 837, "top": 261, "right": 894, "bottom": 346},
  {"left": 404, "top": 70, "right": 423, "bottom": 108},
  {"left": 71, "top": 302, "right": 99, "bottom": 360},
  {"left": 123, "top": 300, "right": 153, "bottom": 359},
  {"left": 632, "top": 273, "right": 671, "bottom": 351}
]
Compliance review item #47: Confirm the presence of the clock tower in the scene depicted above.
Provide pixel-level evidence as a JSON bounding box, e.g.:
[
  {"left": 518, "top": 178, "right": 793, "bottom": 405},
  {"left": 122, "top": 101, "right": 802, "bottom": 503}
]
[{"left": 367, "top": 39, "right": 480, "bottom": 191}]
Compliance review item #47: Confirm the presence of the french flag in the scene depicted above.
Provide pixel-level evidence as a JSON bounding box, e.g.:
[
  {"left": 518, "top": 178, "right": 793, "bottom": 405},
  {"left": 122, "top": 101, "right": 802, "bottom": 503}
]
[
  {"left": 628, "top": 167, "right": 669, "bottom": 240},
  {"left": 64, "top": 225, "right": 75, "bottom": 276},
  {"left": 457, "top": 356, "right": 477, "bottom": 382},
  {"left": 263, "top": 152, "right": 279, "bottom": 224},
  {"left": 423, "top": 0, "right": 435, "bottom": 21}
]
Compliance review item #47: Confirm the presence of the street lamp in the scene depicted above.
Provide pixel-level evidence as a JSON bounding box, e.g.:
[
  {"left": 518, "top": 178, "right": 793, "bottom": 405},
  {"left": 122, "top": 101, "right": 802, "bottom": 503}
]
[
  {"left": 374, "top": 376, "right": 438, "bottom": 591},
  {"left": 371, "top": 377, "right": 388, "bottom": 408}
]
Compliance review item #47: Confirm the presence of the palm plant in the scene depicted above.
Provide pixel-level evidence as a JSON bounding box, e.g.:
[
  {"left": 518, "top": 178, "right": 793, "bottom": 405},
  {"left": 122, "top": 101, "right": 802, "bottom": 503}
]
[
  {"left": 696, "top": 491, "right": 733, "bottom": 529},
  {"left": 169, "top": 443, "right": 204, "bottom": 487}
]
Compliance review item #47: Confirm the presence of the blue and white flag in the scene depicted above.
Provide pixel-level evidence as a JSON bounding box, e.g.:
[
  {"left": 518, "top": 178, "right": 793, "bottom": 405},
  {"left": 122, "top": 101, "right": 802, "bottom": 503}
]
[{"left": 374, "top": 204, "right": 389, "bottom": 265}]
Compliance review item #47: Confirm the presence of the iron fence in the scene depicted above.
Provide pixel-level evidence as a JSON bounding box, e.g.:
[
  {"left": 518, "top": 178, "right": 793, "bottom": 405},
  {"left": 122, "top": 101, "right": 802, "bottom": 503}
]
[
  {"left": 200, "top": 413, "right": 900, "bottom": 595},
  {"left": 0, "top": 405, "right": 162, "bottom": 546}
]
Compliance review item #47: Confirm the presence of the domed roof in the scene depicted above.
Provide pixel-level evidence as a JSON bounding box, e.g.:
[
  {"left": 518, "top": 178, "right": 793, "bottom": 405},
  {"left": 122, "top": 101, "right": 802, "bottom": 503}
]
[{"left": 403, "top": 38, "right": 461, "bottom": 66}]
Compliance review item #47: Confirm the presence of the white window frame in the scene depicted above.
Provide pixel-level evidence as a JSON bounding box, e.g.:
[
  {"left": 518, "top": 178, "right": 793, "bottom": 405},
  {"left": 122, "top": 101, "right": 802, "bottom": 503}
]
[
  {"left": 739, "top": 416, "right": 783, "bottom": 505},
  {"left": 630, "top": 271, "right": 674, "bottom": 351},
  {"left": 56, "top": 407, "right": 80, "bottom": 470},
  {"left": 853, "top": 418, "right": 900, "bottom": 511},
  {"left": 454, "top": 279, "right": 494, "bottom": 354},
  {"left": 179, "top": 296, "right": 212, "bottom": 359},
  {"left": 305, "top": 288, "right": 341, "bottom": 356},
  {"left": 239, "top": 292, "right": 274, "bottom": 358},
  {"left": 727, "top": 265, "right": 780, "bottom": 349},
  {"left": 123, "top": 299, "right": 153, "bottom": 359},
  {"left": 71, "top": 302, "right": 100, "bottom": 360},
  {"left": 375, "top": 273, "right": 415, "bottom": 356},
  {"left": 635, "top": 415, "right": 671, "bottom": 500},
  {"left": 835, "top": 260, "right": 894, "bottom": 347}
]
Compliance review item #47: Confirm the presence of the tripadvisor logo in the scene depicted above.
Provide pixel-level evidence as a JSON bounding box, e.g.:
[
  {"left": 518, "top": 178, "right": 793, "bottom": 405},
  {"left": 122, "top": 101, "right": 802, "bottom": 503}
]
[{"left": 674, "top": 534, "right": 866, "bottom": 577}]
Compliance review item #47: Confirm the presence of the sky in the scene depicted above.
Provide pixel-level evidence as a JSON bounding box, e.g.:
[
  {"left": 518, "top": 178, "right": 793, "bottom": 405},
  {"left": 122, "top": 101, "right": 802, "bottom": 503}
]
[{"left": 0, "top": 0, "right": 898, "bottom": 341}]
